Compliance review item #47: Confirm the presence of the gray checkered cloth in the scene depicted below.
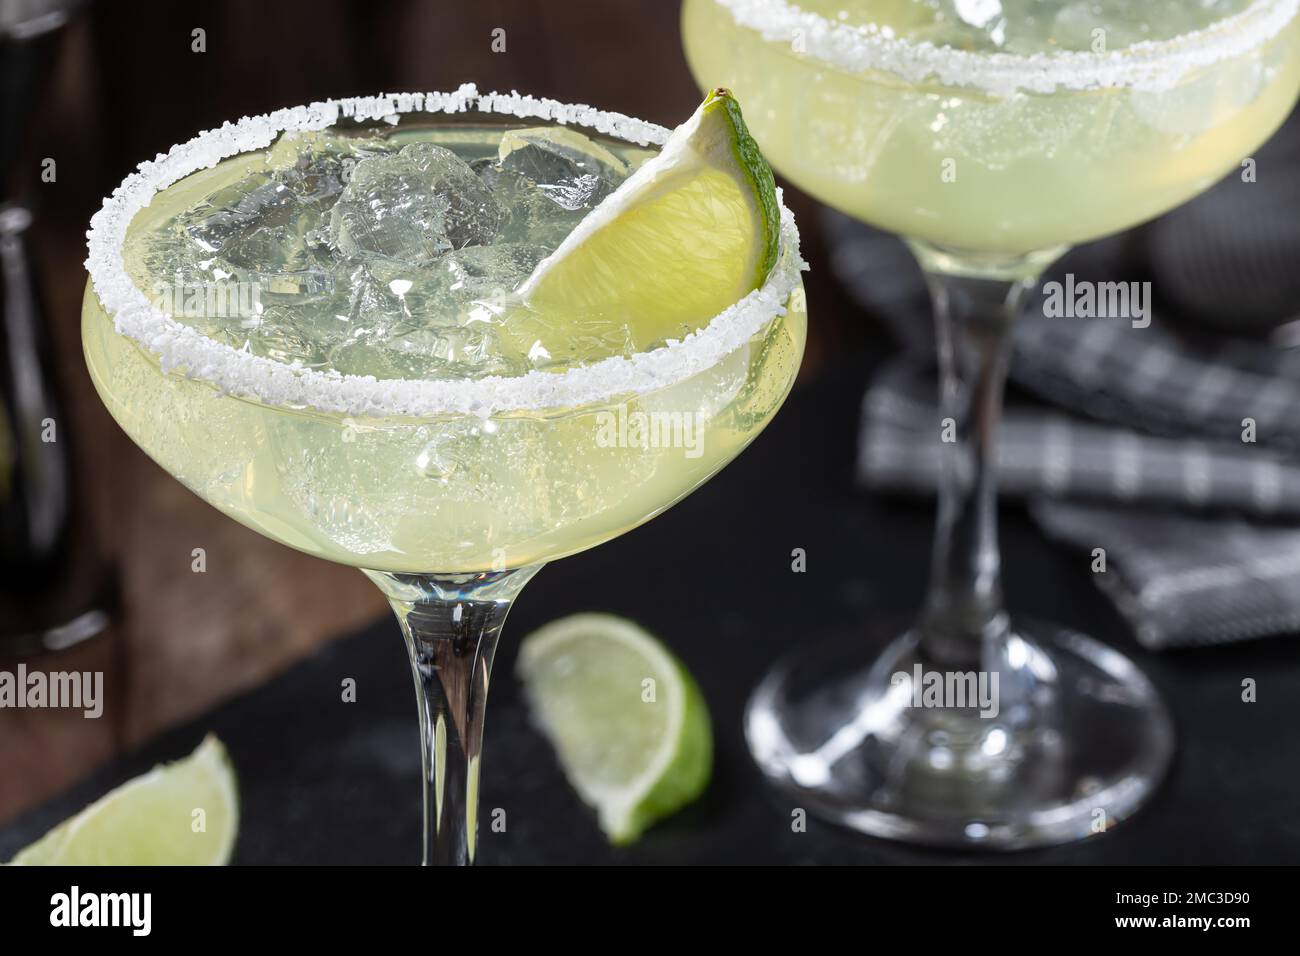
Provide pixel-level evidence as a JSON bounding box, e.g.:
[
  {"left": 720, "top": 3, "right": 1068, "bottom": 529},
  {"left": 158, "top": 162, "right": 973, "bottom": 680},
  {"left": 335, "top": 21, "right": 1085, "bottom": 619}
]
[
  {"left": 1031, "top": 503, "right": 1300, "bottom": 649},
  {"left": 835, "top": 112, "right": 1300, "bottom": 648},
  {"left": 861, "top": 361, "right": 1300, "bottom": 519}
]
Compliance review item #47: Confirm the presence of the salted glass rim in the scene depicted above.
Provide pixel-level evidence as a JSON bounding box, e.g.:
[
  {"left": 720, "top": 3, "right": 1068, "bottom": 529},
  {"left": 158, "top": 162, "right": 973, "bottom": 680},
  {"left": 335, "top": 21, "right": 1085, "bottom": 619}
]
[
  {"left": 711, "top": 0, "right": 1300, "bottom": 96},
  {"left": 85, "top": 84, "right": 806, "bottom": 419}
]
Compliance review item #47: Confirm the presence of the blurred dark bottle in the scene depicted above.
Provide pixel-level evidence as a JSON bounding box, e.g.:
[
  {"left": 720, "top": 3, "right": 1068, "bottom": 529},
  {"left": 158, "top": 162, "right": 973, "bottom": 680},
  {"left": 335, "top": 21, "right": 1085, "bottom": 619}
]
[{"left": 1, "top": 0, "right": 114, "bottom": 658}]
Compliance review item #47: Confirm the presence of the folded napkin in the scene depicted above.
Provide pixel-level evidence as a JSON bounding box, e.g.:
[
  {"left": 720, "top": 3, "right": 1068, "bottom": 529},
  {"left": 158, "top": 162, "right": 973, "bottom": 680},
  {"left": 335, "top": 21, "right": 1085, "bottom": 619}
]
[
  {"left": 1031, "top": 501, "right": 1300, "bottom": 649},
  {"left": 860, "top": 360, "right": 1300, "bottom": 519}
]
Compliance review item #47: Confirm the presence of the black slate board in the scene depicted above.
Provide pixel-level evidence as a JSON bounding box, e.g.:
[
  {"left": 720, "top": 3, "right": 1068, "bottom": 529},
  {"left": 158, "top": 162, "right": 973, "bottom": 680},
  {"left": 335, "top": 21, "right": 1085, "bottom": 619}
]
[{"left": 4, "top": 350, "right": 1298, "bottom": 865}]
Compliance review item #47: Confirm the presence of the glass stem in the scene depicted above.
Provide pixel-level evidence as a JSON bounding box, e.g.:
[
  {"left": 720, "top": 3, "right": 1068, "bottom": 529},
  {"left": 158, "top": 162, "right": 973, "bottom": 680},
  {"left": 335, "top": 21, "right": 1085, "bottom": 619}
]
[
  {"left": 366, "top": 566, "right": 542, "bottom": 866},
  {"left": 908, "top": 241, "right": 1053, "bottom": 667}
]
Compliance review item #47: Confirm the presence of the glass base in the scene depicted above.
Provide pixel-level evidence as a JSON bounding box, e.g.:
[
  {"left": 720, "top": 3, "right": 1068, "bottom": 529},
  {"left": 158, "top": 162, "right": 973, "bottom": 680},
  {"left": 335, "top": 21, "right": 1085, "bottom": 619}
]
[{"left": 745, "top": 621, "right": 1174, "bottom": 850}]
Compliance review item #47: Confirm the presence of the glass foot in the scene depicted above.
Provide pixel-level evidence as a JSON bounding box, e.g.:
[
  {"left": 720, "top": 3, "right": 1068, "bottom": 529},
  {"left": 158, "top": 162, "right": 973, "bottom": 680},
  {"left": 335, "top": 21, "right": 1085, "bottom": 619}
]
[{"left": 745, "top": 622, "right": 1174, "bottom": 850}]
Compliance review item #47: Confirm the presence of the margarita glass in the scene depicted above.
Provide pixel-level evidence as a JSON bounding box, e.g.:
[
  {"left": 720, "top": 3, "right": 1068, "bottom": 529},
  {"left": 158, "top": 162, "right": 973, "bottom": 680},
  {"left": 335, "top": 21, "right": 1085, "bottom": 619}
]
[
  {"left": 686, "top": 0, "right": 1300, "bottom": 847},
  {"left": 82, "top": 87, "right": 806, "bottom": 864}
]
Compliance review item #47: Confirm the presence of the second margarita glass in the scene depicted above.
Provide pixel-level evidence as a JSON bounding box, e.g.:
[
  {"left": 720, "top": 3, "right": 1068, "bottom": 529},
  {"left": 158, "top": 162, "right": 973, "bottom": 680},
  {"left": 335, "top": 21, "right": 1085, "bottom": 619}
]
[{"left": 685, "top": 0, "right": 1300, "bottom": 848}]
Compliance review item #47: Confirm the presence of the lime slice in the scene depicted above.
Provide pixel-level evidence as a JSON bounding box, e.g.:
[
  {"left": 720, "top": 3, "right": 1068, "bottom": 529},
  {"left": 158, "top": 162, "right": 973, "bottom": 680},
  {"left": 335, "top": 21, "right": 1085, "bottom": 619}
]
[
  {"left": 517, "top": 613, "right": 712, "bottom": 845},
  {"left": 8, "top": 735, "right": 238, "bottom": 866},
  {"left": 514, "top": 88, "right": 780, "bottom": 351}
]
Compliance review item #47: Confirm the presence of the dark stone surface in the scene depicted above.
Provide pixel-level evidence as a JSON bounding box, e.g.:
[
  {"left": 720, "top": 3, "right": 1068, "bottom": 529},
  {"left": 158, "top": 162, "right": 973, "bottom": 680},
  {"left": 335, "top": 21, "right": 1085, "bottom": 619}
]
[{"left": 3, "top": 351, "right": 1297, "bottom": 865}]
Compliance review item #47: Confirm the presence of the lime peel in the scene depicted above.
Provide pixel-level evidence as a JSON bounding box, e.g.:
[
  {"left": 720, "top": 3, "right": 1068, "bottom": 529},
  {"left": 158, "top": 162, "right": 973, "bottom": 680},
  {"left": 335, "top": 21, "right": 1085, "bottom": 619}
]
[
  {"left": 517, "top": 613, "right": 712, "bottom": 845},
  {"left": 515, "top": 88, "right": 784, "bottom": 351},
  {"left": 8, "top": 734, "right": 238, "bottom": 866},
  {"left": 705, "top": 87, "right": 780, "bottom": 285}
]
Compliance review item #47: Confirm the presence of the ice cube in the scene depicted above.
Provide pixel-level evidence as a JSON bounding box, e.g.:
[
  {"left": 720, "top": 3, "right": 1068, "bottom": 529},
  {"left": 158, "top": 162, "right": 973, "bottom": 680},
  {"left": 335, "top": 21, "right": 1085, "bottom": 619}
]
[
  {"left": 188, "top": 133, "right": 383, "bottom": 267},
  {"left": 184, "top": 174, "right": 322, "bottom": 271},
  {"left": 320, "top": 241, "right": 547, "bottom": 380},
  {"left": 473, "top": 159, "right": 604, "bottom": 247},
  {"left": 330, "top": 244, "right": 533, "bottom": 327},
  {"left": 131, "top": 132, "right": 390, "bottom": 311},
  {"left": 327, "top": 321, "right": 524, "bottom": 380},
  {"left": 438, "top": 242, "right": 549, "bottom": 298},
  {"left": 326, "top": 299, "right": 530, "bottom": 378},
  {"left": 216, "top": 302, "right": 339, "bottom": 370},
  {"left": 265, "top": 130, "right": 396, "bottom": 196},
  {"left": 499, "top": 144, "right": 617, "bottom": 211},
  {"left": 331, "top": 259, "right": 414, "bottom": 333},
  {"left": 497, "top": 126, "right": 629, "bottom": 185},
  {"left": 494, "top": 127, "right": 629, "bottom": 222},
  {"left": 329, "top": 142, "right": 504, "bottom": 264},
  {"left": 1046, "top": 0, "right": 1148, "bottom": 53},
  {"left": 246, "top": 268, "right": 334, "bottom": 301}
]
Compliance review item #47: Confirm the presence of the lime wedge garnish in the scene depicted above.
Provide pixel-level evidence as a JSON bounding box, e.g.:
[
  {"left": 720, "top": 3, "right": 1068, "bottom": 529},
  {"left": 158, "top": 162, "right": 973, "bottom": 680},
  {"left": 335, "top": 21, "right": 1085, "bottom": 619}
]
[
  {"left": 8, "top": 735, "right": 238, "bottom": 866},
  {"left": 514, "top": 88, "right": 780, "bottom": 350},
  {"left": 517, "top": 613, "right": 712, "bottom": 845}
]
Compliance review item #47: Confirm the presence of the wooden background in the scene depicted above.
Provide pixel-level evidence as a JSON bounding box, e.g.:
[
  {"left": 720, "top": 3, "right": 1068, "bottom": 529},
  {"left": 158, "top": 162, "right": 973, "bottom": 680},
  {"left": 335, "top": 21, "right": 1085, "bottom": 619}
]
[{"left": 0, "top": 0, "right": 862, "bottom": 823}]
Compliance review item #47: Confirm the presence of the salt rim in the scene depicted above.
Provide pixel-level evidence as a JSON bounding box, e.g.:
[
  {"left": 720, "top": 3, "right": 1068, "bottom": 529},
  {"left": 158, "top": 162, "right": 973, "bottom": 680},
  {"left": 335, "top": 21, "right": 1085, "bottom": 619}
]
[
  {"left": 713, "top": 0, "right": 1299, "bottom": 96},
  {"left": 85, "top": 84, "right": 806, "bottom": 419}
]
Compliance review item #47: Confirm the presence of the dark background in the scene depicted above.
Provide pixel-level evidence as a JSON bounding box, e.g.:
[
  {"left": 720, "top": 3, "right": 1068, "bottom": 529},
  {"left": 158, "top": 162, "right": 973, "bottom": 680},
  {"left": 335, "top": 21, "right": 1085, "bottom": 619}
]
[
  {"left": 2, "top": 0, "right": 1297, "bottom": 865},
  {"left": 0, "top": 0, "right": 860, "bottom": 824}
]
